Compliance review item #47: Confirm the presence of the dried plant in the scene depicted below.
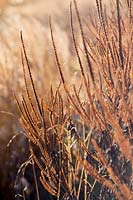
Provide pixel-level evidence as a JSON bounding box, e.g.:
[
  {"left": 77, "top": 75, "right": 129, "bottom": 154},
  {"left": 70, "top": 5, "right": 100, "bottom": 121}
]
[{"left": 15, "top": 0, "right": 133, "bottom": 199}]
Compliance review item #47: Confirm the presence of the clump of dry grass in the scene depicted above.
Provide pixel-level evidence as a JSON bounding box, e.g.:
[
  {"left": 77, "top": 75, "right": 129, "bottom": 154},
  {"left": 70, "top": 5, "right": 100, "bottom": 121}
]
[
  {"left": 0, "top": 3, "right": 92, "bottom": 198},
  {"left": 9, "top": 0, "right": 133, "bottom": 199},
  {"left": 0, "top": 0, "right": 100, "bottom": 145},
  {"left": 0, "top": 14, "right": 72, "bottom": 146}
]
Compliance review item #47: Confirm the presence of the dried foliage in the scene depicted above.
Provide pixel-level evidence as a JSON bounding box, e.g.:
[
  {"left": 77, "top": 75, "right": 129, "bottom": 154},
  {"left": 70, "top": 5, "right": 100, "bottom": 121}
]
[{"left": 13, "top": 0, "right": 133, "bottom": 199}]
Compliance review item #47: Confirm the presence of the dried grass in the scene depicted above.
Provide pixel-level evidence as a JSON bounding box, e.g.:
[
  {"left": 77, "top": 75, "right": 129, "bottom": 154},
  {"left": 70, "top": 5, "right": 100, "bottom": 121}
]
[{"left": 0, "top": 0, "right": 133, "bottom": 199}]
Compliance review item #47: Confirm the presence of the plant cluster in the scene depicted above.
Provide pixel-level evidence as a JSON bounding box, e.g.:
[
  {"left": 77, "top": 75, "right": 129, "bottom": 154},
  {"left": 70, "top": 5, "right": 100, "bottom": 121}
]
[{"left": 5, "top": 0, "right": 133, "bottom": 199}]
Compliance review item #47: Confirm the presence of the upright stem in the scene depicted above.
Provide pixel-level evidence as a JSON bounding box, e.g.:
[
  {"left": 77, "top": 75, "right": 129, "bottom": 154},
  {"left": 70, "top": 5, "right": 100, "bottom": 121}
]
[
  {"left": 32, "top": 158, "right": 40, "bottom": 200},
  {"left": 116, "top": 0, "right": 124, "bottom": 69},
  {"left": 83, "top": 122, "right": 87, "bottom": 200},
  {"left": 67, "top": 132, "right": 72, "bottom": 191}
]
